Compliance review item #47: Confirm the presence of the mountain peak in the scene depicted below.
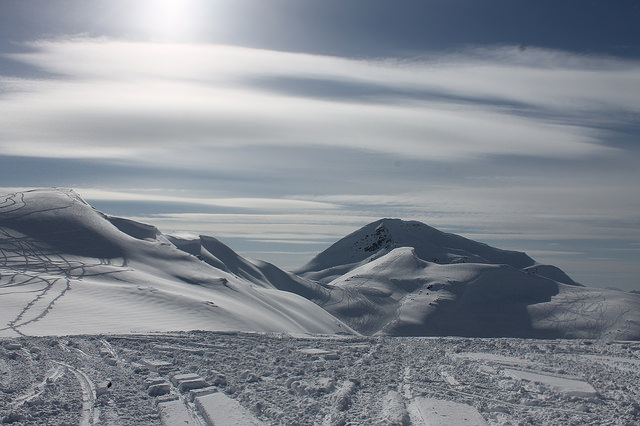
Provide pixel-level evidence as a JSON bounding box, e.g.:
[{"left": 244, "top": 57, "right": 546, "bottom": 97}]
[
  {"left": 354, "top": 218, "right": 435, "bottom": 254},
  {"left": 296, "top": 218, "right": 536, "bottom": 283}
]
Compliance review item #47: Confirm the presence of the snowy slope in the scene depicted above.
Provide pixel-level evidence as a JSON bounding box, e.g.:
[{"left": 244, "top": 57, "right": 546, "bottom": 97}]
[
  {"left": 297, "top": 218, "right": 546, "bottom": 283},
  {"left": 297, "top": 219, "right": 639, "bottom": 339},
  {"left": 1, "top": 189, "right": 638, "bottom": 340},
  {"left": 0, "top": 188, "right": 351, "bottom": 337},
  {"left": 318, "top": 247, "right": 640, "bottom": 338},
  {"left": 314, "top": 247, "right": 559, "bottom": 337},
  {"left": 166, "top": 233, "right": 330, "bottom": 301}
]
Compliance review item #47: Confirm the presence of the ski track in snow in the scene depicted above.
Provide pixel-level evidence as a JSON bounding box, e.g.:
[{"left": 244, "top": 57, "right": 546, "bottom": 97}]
[
  {"left": 0, "top": 193, "right": 129, "bottom": 336},
  {"left": 1, "top": 332, "right": 639, "bottom": 425},
  {"left": 0, "top": 191, "right": 134, "bottom": 337}
]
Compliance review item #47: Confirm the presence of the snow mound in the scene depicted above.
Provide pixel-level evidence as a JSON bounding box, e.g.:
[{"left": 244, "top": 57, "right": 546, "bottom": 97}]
[
  {"left": 315, "top": 247, "right": 561, "bottom": 337},
  {"left": 317, "top": 245, "right": 640, "bottom": 338},
  {"left": 409, "top": 397, "right": 486, "bottom": 425},
  {"left": 0, "top": 188, "right": 351, "bottom": 337}
]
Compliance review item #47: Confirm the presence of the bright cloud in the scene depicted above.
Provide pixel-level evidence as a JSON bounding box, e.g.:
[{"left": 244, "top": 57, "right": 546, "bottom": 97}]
[
  {"left": 2, "top": 38, "right": 639, "bottom": 289},
  {"left": 73, "top": 188, "right": 339, "bottom": 211},
  {"left": 1, "top": 39, "right": 636, "bottom": 162}
]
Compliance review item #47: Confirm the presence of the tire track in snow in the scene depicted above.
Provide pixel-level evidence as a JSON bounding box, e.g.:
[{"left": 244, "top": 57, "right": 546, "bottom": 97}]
[{"left": 53, "top": 361, "right": 100, "bottom": 425}]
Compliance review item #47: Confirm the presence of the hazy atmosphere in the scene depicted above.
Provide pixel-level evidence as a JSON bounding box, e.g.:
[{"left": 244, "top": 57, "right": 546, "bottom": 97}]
[{"left": 1, "top": 0, "right": 639, "bottom": 291}]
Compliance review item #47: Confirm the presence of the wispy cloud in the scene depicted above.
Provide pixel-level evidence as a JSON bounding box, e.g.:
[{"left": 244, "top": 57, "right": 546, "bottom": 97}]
[
  {"left": 74, "top": 188, "right": 339, "bottom": 211},
  {"left": 2, "top": 39, "right": 639, "bottom": 289},
  {"left": 2, "top": 39, "right": 635, "bottom": 163}
]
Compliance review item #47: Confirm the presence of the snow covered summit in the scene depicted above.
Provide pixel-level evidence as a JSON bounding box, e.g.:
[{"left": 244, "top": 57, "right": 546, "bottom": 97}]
[{"left": 296, "top": 218, "right": 575, "bottom": 286}]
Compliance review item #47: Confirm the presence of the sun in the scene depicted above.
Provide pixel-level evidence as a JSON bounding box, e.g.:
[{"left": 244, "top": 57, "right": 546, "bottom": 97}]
[{"left": 134, "top": 0, "right": 204, "bottom": 42}]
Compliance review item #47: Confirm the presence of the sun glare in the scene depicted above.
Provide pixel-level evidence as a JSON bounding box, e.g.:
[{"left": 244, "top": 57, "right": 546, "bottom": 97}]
[{"left": 134, "top": 0, "right": 205, "bottom": 41}]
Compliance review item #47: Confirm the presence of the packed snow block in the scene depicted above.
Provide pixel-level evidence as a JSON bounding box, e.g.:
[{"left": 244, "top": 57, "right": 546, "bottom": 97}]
[
  {"left": 157, "top": 394, "right": 179, "bottom": 403},
  {"left": 148, "top": 383, "right": 171, "bottom": 397},
  {"left": 96, "top": 380, "right": 112, "bottom": 397},
  {"left": 298, "top": 348, "right": 340, "bottom": 360},
  {"left": 171, "top": 373, "right": 200, "bottom": 387},
  {"left": 158, "top": 399, "right": 197, "bottom": 426},
  {"left": 178, "top": 378, "right": 208, "bottom": 392},
  {"left": 145, "top": 376, "right": 166, "bottom": 387},
  {"left": 4, "top": 342, "right": 21, "bottom": 350},
  {"left": 194, "top": 392, "right": 264, "bottom": 426},
  {"left": 171, "top": 372, "right": 208, "bottom": 392},
  {"left": 208, "top": 370, "right": 227, "bottom": 387},
  {"left": 299, "top": 348, "right": 333, "bottom": 356},
  {"left": 131, "top": 362, "right": 149, "bottom": 374},
  {"left": 382, "top": 391, "right": 410, "bottom": 426},
  {"left": 140, "top": 359, "right": 172, "bottom": 373},
  {"left": 410, "top": 397, "right": 486, "bottom": 425},
  {"left": 188, "top": 386, "right": 218, "bottom": 402},
  {"left": 503, "top": 369, "right": 597, "bottom": 399}
]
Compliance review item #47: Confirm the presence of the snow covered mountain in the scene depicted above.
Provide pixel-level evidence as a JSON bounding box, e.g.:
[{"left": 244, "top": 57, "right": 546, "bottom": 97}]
[
  {"left": 296, "top": 218, "right": 576, "bottom": 285},
  {"left": 0, "top": 188, "right": 351, "bottom": 337},
  {"left": 297, "top": 219, "right": 639, "bottom": 339},
  {"left": 1, "top": 189, "right": 638, "bottom": 340}
]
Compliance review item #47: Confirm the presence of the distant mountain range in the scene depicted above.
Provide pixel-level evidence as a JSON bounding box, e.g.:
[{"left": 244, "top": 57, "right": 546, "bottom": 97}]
[{"left": 1, "top": 188, "right": 638, "bottom": 339}]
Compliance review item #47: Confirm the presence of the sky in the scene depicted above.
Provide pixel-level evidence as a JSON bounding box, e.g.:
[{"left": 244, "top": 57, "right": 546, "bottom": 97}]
[{"left": 0, "top": 0, "right": 639, "bottom": 290}]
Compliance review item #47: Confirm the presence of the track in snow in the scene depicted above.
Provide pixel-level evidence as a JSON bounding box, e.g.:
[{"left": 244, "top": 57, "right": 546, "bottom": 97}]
[
  {"left": 1, "top": 333, "right": 639, "bottom": 425},
  {"left": 53, "top": 361, "right": 99, "bottom": 426}
]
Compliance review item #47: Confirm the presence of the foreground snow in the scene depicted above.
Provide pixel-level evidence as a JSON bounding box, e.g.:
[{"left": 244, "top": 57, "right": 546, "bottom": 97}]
[{"left": 1, "top": 332, "right": 639, "bottom": 424}]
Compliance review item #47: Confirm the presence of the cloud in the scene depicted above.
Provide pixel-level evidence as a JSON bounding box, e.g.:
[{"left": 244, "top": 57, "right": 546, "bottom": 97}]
[
  {"left": 2, "top": 39, "right": 639, "bottom": 288},
  {"left": 2, "top": 39, "right": 635, "bottom": 163},
  {"left": 73, "top": 188, "right": 339, "bottom": 211}
]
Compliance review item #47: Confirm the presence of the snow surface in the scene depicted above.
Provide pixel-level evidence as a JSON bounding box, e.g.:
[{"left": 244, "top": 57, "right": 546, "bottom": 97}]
[
  {"left": 409, "top": 397, "right": 487, "bottom": 425},
  {"left": 1, "top": 188, "right": 640, "bottom": 423},
  {"left": 296, "top": 219, "right": 640, "bottom": 339},
  {"left": 0, "top": 189, "right": 351, "bottom": 337},
  {"left": 2, "top": 332, "right": 640, "bottom": 424},
  {"left": 295, "top": 218, "right": 538, "bottom": 283},
  {"left": 2, "top": 188, "right": 639, "bottom": 341}
]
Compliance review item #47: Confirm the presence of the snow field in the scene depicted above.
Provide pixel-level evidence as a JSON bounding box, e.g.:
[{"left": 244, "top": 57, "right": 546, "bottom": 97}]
[{"left": 1, "top": 332, "right": 640, "bottom": 424}]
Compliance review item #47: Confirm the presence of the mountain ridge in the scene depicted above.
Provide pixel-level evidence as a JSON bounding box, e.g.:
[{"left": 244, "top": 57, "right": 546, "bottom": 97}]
[
  {"left": 1, "top": 188, "right": 638, "bottom": 339},
  {"left": 0, "top": 188, "right": 352, "bottom": 337},
  {"left": 296, "top": 217, "right": 578, "bottom": 286}
]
